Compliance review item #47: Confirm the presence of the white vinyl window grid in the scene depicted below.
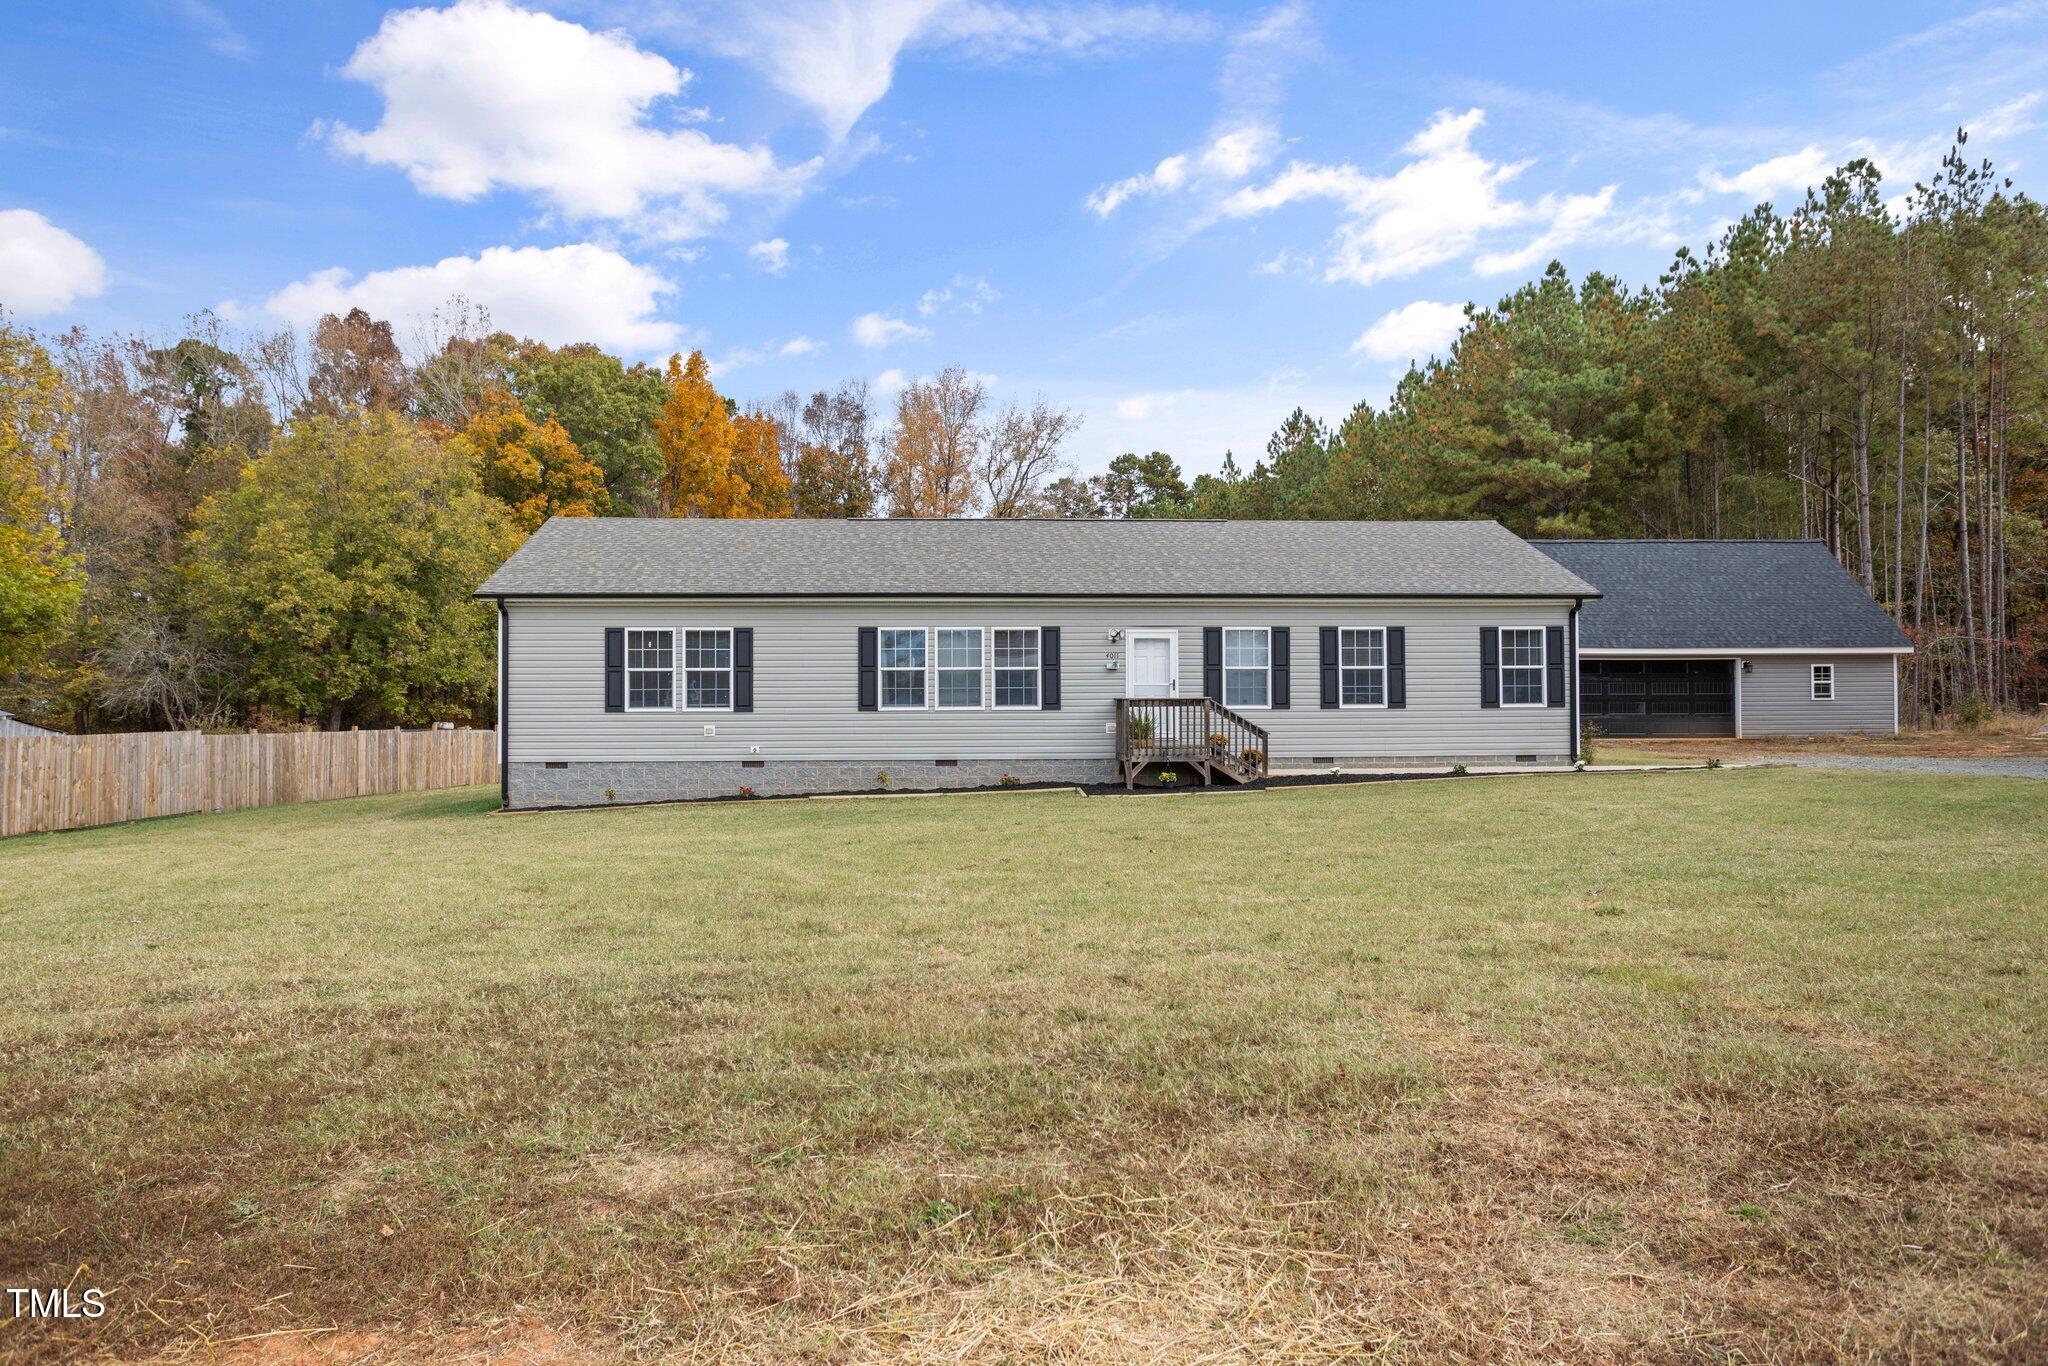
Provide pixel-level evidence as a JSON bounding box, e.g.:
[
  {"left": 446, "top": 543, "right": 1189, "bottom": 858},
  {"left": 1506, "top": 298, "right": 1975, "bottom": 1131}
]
[
  {"left": 624, "top": 628, "right": 675, "bottom": 711},
  {"left": 1499, "top": 627, "right": 1546, "bottom": 707},
  {"left": 1811, "top": 663, "right": 1834, "bottom": 701},
  {"left": 878, "top": 627, "right": 928, "bottom": 710},
  {"left": 934, "top": 627, "right": 985, "bottom": 710},
  {"left": 681, "top": 627, "right": 733, "bottom": 711},
  {"left": 1339, "top": 627, "right": 1387, "bottom": 708},
  {"left": 1222, "top": 627, "right": 1271, "bottom": 709},
  {"left": 991, "top": 627, "right": 1041, "bottom": 709}
]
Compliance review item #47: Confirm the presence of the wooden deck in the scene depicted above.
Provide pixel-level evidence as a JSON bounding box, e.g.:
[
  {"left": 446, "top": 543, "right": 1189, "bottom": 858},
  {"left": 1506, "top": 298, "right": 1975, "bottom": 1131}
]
[{"left": 1113, "top": 698, "right": 1270, "bottom": 788}]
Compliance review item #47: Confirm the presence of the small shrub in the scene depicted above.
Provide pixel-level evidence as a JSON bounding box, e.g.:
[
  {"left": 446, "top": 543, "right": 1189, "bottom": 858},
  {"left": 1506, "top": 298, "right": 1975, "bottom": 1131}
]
[
  {"left": 1451, "top": 763, "right": 1468, "bottom": 776},
  {"left": 997, "top": 773, "right": 1021, "bottom": 788},
  {"left": 737, "top": 785, "right": 756, "bottom": 799},
  {"left": 1128, "top": 717, "right": 1155, "bottom": 742},
  {"left": 604, "top": 787, "right": 616, "bottom": 803},
  {"left": 1580, "top": 721, "right": 1600, "bottom": 766},
  {"left": 1956, "top": 695, "right": 1993, "bottom": 730},
  {"left": 877, "top": 769, "right": 892, "bottom": 789},
  {"left": 1706, "top": 757, "right": 1722, "bottom": 770}
]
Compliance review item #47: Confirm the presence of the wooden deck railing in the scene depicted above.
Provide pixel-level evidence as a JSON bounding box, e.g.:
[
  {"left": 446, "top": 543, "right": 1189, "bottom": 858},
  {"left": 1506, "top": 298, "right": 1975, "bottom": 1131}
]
[{"left": 1113, "top": 697, "right": 1270, "bottom": 788}]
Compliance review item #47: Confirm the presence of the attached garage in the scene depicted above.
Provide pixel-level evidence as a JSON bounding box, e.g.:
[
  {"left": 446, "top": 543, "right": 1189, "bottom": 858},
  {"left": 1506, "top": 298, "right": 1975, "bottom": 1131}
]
[
  {"left": 1534, "top": 539, "right": 1912, "bottom": 739},
  {"left": 1581, "top": 658, "right": 1735, "bottom": 737}
]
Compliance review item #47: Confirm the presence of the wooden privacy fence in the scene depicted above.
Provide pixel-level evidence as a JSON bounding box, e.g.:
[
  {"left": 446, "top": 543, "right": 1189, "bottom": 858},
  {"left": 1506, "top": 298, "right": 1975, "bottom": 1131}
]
[{"left": 0, "top": 728, "right": 499, "bottom": 837}]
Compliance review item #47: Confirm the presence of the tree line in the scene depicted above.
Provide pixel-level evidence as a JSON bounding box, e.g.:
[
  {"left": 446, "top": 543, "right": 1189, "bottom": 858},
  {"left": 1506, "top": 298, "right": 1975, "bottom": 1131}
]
[
  {"left": 1, "top": 130, "right": 2038, "bottom": 731},
  {"left": 0, "top": 302, "right": 1090, "bottom": 732}
]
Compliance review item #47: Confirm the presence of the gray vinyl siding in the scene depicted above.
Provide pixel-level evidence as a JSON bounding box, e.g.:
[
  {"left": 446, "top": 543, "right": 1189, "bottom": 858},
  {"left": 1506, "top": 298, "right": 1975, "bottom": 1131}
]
[
  {"left": 503, "top": 596, "right": 1577, "bottom": 764},
  {"left": 1742, "top": 655, "right": 1896, "bottom": 735}
]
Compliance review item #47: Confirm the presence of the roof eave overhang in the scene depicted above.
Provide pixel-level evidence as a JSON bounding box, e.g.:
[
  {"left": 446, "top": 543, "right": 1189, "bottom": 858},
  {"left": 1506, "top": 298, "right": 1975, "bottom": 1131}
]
[
  {"left": 1579, "top": 645, "right": 1912, "bottom": 657},
  {"left": 477, "top": 588, "right": 1600, "bottom": 601}
]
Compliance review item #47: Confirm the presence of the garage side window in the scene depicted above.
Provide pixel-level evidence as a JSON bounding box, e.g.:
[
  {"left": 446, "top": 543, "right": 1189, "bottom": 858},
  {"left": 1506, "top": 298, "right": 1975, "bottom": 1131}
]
[
  {"left": 1499, "top": 628, "right": 1545, "bottom": 706},
  {"left": 626, "top": 628, "right": 674, "bottom": 710},
  {"left": 1811, "top": 663, "right": 1834, "bottom": 700}
]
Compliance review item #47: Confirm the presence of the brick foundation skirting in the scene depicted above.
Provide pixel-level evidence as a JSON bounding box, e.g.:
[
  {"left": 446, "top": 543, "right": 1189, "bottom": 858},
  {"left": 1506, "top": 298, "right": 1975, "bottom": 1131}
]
[
  {"left": 505, "top": 754, "right": 1570, "bottom": 808},
  {"left": 507, "top": 759, "right": 1118, "bottom": 807}
]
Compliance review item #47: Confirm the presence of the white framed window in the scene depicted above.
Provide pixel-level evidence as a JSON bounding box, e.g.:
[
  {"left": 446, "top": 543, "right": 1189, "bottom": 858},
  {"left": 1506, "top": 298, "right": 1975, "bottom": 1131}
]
[
  {"left": 879, "top": 627, "right": 927, "bottom": 710},
  {"left": 935, "top": 627, "right": 985, "bottom": 709},
  {"left": 1499, "top": 627, "right": 1545, "bottom": 707},
  {"left": 1811, "top": 663, "right": 1834, "bottom": 700},
  {"left": 1223, "top": 627, "right": 1271, "bottom": 708},
  {"left": 1339, "top": 627, "right": 1387, "bottom": 707},
  {"left": 625, "top": 628, "right": 674, "bottom": 711},
  {"left": 682, "top": 628, "right": 733, "bottom": 710},
  {"left": 992, "top": 627, "right": 1041, "bottom": 708}
]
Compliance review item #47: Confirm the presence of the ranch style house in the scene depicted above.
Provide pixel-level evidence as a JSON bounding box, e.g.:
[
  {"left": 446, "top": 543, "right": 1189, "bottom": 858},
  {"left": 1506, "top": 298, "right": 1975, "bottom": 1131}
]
[{"left": 475, "top": 518, "right": 1911, "bottom": 809}]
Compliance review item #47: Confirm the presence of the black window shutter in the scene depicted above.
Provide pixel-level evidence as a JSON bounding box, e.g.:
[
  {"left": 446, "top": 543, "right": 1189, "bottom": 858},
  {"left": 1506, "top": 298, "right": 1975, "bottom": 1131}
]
[
  {"left": 1203, "top": 627, "right": 1223, "bottom": 701},
  {"left": 1546, "top": 625, "right": 1566, "bottom": 708},
  {"left": 857, "top": 627, "right": 878, "bottom": 712},
  {"left": 1387, "top": 626, "right": 1407, "bottom": 708},
  {"left": 604, "top": 627, "right": 624, "bottom": 712},
  {"left": 733, "top": 627, "right": 754, "bottom": 713},
  {"left": 1041, "top": 626, "right": 1061, "bottom": 710},
  {"left": 1270, "top": 626, "right": 1291, "bottom": 709},
  {"left": 1319, "top": 628, "right": 1339, "bottom": 708},
  {"left": 1479, "top": 627, "right": 1499, "bottom": 708}
]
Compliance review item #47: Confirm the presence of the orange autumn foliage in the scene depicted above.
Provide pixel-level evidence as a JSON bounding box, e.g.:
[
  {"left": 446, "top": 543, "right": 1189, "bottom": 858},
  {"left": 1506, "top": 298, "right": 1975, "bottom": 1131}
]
[{"left": 654, "top": 350, "right": 791, "bottom": 518}]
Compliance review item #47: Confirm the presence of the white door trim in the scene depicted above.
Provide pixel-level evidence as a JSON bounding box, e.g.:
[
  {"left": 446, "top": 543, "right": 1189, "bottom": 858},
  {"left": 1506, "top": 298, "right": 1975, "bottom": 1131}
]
[{"left": 1125, "top": 628, "right": 1180, "bottom": 699}]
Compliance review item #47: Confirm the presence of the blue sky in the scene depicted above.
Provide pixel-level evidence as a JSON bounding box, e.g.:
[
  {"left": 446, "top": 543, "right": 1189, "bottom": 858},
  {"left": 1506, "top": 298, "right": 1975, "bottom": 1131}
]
[{"left": 5, "top": 0, "right": 2046, "bottom": 475}]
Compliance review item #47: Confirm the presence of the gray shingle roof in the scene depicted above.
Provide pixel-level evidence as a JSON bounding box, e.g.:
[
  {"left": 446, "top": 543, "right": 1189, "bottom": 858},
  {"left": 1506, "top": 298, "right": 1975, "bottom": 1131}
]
[
  {"left": 478, "top": 518, "right": 1600, "bottom": 598},
  {"left": 1530, "top": 540, "right": 1911, "bottom": 650}
]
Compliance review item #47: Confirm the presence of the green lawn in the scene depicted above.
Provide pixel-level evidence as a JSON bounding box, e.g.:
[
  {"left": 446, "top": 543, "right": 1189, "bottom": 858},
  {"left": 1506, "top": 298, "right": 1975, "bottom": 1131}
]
[{"left": 2, "top": 771, "right": 2044, "bottom": 1359}]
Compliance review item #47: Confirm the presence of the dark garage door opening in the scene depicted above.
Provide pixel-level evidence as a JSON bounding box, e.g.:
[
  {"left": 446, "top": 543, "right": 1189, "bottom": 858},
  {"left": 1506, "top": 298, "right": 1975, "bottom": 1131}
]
[{"left": 1582, "top": 659, "right": 1736, "bottom": 737}]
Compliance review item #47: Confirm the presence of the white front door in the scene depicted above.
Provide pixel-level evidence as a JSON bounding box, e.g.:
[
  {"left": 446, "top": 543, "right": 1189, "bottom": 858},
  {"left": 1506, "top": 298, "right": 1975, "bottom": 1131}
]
[{"left": 1126, "top": 630, "right": 1178, "bottom": 698}]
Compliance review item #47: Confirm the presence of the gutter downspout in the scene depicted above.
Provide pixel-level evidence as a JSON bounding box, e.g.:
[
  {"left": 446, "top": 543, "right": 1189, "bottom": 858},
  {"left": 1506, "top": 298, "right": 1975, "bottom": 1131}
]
[
  {"left": 497, "top": 599, "right": 509, "bottom": 809},
  {"left": 1568, "top": 600, "right": 1581, "bottom": 764}
]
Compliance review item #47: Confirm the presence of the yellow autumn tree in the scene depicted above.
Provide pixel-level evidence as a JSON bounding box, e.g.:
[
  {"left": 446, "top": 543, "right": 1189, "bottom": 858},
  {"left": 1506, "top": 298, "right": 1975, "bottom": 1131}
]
[
  {"left": 653, "top": 350, "right": 791, "bottom": 517},
  {"left": 0, "top": 323, "right": 83, "bottom": 675},
  {"left": 728, "top": 412, "right": 792, "bottom": 517},
  {"left": 448, "top": 388, "right": 607, "bottom": 533}
]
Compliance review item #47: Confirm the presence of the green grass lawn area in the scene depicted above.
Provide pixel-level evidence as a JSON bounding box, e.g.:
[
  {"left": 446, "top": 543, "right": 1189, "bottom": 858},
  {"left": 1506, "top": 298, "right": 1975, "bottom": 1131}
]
[{"left": 3, "top": 771, "right": 2044, "bottom": 1360}]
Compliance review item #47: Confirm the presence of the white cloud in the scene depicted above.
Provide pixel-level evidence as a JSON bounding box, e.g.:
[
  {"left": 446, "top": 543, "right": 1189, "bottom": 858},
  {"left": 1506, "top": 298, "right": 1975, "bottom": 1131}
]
[
  {"left": 256, "top": 243, "right": 681, "bottom": 355},
  {"left": 780, "top": 335, "right": 823, "bottom": 356},
  {"left": 1698, "top": 145, "right": 1834, "bottom": 200},
  {"left": 915, "top": 271, "right": 1001, "bottom": 316},
  {"left": 175, "top": 0, "right": 253, "bottom": 57},
  {"left": 852, "top": 311, "right": 928, "bottom": 347},
  {"left": 874, "top": 366, "right": 908, "bottom": 393},
  {"left": 1086, "top": 123, "right": 1281, "bottom": 215},
  {"left": 0, "top": 209, "right": 107, "bottom": 315},
  {"left": 749, "top": 237, "right": 792, "bottom": 274},
  {"left": 1086, "top": 152, "right": 1191, "bottom": 215},
  {"left": 1473, "top": 185, "right": 1617, "bottom": 275},
  {"left": 1350, "top": 300, "right": 1467, "bottom": 364},
  {"left": 1255, "top": 246, "right": 1311, "bottom": 275},
  {"left": 651, "top": 0, "right": 1211, "bottom": 141},
  {"left": 326, "top": 0, "right": 814, "bottom": 240},
  {"left": 1084, "top": 4, "right": 1302, "bottom": 217},
  {"left": 1220, "top": 107, "right": 1618, "bottom": 286}
]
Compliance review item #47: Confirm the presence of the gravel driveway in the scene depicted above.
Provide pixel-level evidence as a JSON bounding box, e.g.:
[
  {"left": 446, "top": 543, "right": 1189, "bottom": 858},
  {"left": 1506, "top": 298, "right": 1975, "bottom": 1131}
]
[{"left": 1769, "top": 754, "right": 2048, "bottom": 781}]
